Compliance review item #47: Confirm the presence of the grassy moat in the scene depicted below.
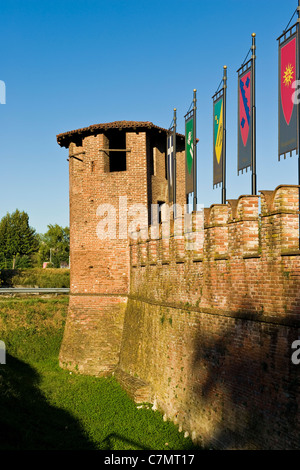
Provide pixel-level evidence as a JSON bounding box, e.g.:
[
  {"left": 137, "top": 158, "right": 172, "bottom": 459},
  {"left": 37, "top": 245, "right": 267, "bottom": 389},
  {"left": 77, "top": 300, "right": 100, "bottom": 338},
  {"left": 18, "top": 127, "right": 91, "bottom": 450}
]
[{"left": 0, "top": 296, "right": 198, "bottom": 451}]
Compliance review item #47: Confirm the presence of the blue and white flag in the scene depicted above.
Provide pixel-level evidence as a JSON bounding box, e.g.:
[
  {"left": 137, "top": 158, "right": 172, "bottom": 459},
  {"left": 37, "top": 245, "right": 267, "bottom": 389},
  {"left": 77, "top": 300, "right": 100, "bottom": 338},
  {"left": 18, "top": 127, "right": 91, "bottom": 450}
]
[{"left": 167, "top": 132, "right": 174, "bottom": 203}]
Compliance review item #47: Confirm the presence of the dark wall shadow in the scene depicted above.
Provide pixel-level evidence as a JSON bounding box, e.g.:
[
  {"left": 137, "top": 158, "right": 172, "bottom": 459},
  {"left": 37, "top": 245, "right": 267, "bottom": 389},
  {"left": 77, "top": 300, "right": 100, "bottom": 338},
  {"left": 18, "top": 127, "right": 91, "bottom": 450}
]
[
  {"left": 0, "top": 354, "right": 96, "bottom": 450},
  {"left": 190, "top": 312, "right": 300, "bottom": 450}
]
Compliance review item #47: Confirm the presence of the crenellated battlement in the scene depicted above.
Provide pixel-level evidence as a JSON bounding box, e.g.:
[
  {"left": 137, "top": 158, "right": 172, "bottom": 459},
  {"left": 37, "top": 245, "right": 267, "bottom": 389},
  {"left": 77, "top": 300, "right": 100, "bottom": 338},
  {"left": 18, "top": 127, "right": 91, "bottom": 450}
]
[
  {"left": 129, "top": 185, "right": 300, "bottom": 319},
  {"left": 130, "top": 185, "right": 299, "bottom": 260}
]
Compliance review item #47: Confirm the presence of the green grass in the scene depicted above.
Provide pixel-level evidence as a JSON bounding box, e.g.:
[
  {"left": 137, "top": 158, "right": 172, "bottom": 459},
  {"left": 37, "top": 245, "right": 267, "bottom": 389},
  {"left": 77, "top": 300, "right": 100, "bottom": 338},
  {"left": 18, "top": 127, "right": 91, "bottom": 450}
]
[{"left": 0, "top": 296, "right": 199, "bottom": 451}]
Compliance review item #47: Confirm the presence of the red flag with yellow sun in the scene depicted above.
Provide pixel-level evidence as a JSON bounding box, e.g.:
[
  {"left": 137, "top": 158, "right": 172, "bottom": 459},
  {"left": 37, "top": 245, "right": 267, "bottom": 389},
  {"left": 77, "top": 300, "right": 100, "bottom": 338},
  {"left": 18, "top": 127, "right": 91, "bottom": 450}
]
[
  {"left": 281, "top": 38, "right": 296, "bottom": 125},
  {"left": 278, "top": 27, "right": 298, "bottom": 159}
]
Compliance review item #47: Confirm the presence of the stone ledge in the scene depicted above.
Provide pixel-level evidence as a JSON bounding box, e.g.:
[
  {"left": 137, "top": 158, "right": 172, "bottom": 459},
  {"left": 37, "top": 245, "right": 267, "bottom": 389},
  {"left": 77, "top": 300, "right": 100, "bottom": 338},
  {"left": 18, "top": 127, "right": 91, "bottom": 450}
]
[
  {"left": 243, "top": 253, "right": 261, "bottom": 259},
  {"left": 214, "top": 254, "right": 229, "bottom": 261},
  {"left": 281, "top": 250, "right": 300, "bottom": 257},
  {"left": 126, "top": 295, "right": 300, "bottom": 328},
  {"left": 114, "top": 367, "right": 153, "bottom": 404}
]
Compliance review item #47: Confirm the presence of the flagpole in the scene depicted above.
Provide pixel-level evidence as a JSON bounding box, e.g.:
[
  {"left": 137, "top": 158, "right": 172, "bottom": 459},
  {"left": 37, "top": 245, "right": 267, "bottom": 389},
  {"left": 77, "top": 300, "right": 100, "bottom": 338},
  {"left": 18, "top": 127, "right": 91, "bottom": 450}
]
[
  {"left": 173, "top": 108, "right": 177, "bottom": 217},
  {"left": 297, "top": 0, "right": 300, "bottom": 249},
  {"left": 251, "top": 33, "right": 257, "bottom": 195},
  {"left": 222, "top": 66, "right": 227, "bottom": 204},
  {"left": 193, "top": 89, "right": 197, "bottom": 212}
]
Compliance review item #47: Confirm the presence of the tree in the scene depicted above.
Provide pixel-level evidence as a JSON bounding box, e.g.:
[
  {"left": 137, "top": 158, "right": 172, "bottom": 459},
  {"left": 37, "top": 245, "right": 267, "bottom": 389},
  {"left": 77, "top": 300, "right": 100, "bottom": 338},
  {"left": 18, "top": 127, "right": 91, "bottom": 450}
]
[
  {"left": 0, "top": 210, "right": 39, "bottom": 269},
  {"left": 38, "top": 224, "right": 70, "bottom": 268}
]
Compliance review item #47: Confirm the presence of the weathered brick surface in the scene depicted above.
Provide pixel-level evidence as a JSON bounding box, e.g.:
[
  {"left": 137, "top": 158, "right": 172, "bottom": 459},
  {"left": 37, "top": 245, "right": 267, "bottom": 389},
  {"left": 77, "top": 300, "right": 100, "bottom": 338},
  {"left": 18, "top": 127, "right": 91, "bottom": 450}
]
[
  {"left": 114, "top": 367, "right": 152, "bottom": 404},
  {"left": 119, "top": 299, "right": 300, "bottom": 449},
  {"left": 59, "top": 294, "right": 127, "bottom": 376},
  {"left": 57, "top": 121, "right": 300, "bottom": 449}
]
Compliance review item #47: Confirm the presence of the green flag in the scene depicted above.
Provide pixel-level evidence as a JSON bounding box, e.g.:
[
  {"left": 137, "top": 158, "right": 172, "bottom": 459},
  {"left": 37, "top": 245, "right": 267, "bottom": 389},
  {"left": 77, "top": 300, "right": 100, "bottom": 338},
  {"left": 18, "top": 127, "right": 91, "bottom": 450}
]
[{"left": 185, "top": 115, "right": 194, "bottom": 195}]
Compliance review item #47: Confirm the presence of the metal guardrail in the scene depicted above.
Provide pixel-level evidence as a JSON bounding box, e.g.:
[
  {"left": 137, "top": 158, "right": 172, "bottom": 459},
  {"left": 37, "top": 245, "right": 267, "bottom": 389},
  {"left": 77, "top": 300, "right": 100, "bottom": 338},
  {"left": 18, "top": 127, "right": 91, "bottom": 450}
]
[{"left": 0, "top": 288, "right": 70, "bottom": 294}]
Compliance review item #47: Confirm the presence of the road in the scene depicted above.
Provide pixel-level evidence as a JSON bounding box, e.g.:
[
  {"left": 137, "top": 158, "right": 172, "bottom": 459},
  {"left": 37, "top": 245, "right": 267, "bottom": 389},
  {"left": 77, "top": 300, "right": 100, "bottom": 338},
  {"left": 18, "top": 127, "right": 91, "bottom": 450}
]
[{"left": 0, "top": 288, "right": 70, "bottom": 294}]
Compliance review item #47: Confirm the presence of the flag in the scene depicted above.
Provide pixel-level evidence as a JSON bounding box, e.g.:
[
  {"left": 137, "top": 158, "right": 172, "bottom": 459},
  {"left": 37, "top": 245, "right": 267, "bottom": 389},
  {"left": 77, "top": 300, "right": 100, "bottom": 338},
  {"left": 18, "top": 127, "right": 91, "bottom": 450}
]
[
  {"left": 238, "top": 60, "right": 252, "bottom": 173},
  {"left": 167, "top": 131, "right": 174, "bottom": 203},
  {"left": 213, "top": 91, "right": 224, "bottom": 187},
  {"left": 278, "top": 25, "right": 298, "bottom": 159},
  {"left": 185, "top": 112, "right": 194, "bottom": 195}
]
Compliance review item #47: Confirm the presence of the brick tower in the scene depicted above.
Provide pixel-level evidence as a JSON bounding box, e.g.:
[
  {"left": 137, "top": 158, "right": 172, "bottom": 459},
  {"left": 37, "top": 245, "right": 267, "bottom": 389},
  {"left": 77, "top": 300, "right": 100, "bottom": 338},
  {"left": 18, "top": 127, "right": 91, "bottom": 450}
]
[{"left": 56, "top": 121, "right": 185, "bottom": 376}]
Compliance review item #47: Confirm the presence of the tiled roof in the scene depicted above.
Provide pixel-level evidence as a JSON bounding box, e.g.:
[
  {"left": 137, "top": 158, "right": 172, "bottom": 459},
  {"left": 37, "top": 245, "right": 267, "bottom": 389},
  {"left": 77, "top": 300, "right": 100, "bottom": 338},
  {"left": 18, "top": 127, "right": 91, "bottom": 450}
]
[{"left": 56, "top": 120, "right": 185, "bottom": 148}]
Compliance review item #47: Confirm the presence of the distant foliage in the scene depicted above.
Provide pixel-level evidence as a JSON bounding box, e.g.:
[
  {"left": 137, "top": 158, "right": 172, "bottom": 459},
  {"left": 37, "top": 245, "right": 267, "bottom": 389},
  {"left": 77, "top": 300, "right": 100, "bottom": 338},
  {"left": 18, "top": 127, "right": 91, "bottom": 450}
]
[
  {"left": 0, "top": 211, "right": 70, "bottom": 269},
  {"left": 37, "top": 224, "right": 70, "bottom": 268},
  {"left": 0, "top": 210, "right": 39, "bottom": 269}
]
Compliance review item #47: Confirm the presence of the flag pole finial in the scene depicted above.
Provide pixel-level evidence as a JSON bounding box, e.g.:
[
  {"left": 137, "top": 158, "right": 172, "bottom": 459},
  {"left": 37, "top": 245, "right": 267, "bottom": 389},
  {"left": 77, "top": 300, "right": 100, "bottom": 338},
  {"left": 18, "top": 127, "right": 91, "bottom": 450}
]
[{"left": 252, "top": 32, "right": 256, "bottom": 37}]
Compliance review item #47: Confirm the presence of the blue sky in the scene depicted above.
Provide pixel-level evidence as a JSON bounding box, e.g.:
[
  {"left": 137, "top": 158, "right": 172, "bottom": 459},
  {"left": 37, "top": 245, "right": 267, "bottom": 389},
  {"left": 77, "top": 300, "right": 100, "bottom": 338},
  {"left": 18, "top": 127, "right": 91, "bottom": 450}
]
[{"left": 0, "top": 0, "right": 299, "bottom": 233}]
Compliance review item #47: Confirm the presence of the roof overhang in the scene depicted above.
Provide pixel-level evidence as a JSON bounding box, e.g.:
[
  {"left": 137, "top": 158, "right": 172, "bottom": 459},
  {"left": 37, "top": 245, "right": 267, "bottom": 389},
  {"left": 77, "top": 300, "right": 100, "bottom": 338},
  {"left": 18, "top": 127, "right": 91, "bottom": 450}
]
[{"left": 57, "top": 120, "right": 185, "bottom": 148}]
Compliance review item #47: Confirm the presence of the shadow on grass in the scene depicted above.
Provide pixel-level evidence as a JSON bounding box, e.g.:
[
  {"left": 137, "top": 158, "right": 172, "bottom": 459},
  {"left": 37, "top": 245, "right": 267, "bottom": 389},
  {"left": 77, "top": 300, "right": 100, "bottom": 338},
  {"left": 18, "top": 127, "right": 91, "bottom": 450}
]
[
  {"left": 102, "top": 433, "right": 149, "bottom": 450},
  {"left": 0, "top": 354, "right": 96, "bottom": 450},
  {"left": 102, "top": 432, "right": 200, "bottom": 451}
]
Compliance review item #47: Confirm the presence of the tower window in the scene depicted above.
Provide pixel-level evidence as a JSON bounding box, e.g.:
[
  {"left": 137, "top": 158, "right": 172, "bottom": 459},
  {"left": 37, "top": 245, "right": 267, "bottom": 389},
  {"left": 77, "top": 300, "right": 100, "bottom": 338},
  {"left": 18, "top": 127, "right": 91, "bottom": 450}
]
[{"left": 109, "top": 130, "right": 127, "bottom": 172}]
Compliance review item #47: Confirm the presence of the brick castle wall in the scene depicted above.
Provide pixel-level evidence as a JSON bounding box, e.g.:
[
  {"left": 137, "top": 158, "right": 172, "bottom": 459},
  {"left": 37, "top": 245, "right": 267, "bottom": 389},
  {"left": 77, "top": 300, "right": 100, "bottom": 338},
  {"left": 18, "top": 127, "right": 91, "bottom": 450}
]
[{"left": 118, "top": 185, "right": 300, "bottom": 449}]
